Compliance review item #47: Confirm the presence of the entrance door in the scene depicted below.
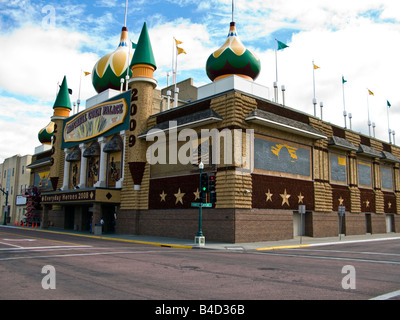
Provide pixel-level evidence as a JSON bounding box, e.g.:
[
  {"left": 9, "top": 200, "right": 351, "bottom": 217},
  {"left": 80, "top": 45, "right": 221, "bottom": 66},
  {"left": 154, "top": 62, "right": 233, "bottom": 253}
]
[
  {"left": 101, "top": 204, "right": 116, "bottom": 233},
  {"left": 64, "top": 206, "right": 75, "bottom": 229},
  {"left": 365, "top": 214, "right": 372, "bottom": 233},
  {"left": 386, "top": 214, "right": 394, "bottom": 233}
]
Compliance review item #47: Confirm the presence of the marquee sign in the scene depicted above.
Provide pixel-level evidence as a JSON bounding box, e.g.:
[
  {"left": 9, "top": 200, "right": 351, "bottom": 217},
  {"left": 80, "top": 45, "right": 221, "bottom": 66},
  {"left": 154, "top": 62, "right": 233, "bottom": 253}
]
[
  {"left": 63, "top": 97, "right": 128, "bottom": 143},
  {"left": 41, "top": 188, "right": 121, "bottom": 204}
]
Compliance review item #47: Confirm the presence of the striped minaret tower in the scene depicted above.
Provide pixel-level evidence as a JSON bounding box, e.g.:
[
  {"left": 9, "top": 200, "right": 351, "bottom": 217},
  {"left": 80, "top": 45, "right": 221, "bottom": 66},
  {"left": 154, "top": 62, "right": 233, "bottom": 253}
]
[
  {"left": 49, "top": 76, "right": 72, "bottom": 190},
  {"left": 127, "top": 22, "right": 157, "bottom": 191}
]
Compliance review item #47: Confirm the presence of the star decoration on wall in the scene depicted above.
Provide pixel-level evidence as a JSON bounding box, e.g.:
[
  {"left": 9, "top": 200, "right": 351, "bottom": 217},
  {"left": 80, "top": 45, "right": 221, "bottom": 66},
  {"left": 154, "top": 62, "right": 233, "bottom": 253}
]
[
  {"left": 193, "top": 188, "right": 200, "bottom": 201},
  {"left": 338, "top": 196, "right": 344, "bottom": 206},
  {"left": 280, "top": 189, "right": 291, "bottom": 207},
  {"left": 174, "top": 188, "right": 185, "bottom": 205},
  {"left": 365, "top": 200, "right": 370, "bottom": 208},
  {"left": 265, "top": 189, "right": 273, "bottom": 202},
  {"left": 388, "top": 202, "right": 392, "bottom": 209},
  {"left": 160, "top": 190, "right": 167, "bottom": 202},
  {"left": 298, "top": 192, "right": 304, "bottom": 204}
]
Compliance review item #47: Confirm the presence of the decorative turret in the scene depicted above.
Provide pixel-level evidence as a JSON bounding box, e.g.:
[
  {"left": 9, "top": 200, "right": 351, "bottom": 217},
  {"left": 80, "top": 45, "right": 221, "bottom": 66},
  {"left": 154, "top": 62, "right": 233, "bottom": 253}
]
[
  {"left": 49, "top": 76, "right": 72, "bottom": 191},
  {"left": 206, "top": 21, "right": 261, "bottom": 82},
  {"left": 92, "top": 26, "right": 134, "bottom": 93},
  {"left": 130, "top": 22, "right": 157, "bottom": 80},
  {"left": 52, "top": 76, "right": 72, "bottom": 118},
  {"left": 38, "top": 122, "right": 55, "bottom": 145}
]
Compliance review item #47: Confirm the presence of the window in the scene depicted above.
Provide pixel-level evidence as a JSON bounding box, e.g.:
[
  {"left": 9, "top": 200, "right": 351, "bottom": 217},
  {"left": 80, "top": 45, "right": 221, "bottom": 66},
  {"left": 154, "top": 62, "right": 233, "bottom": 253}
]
[
  {"left": 381, "top": 165, "right": 393, "bottom": 191},
  {"left": 254, "top": 135, "right": 312, "bottom": 180},
  {"left": 358, "top": 160, "right": 373, "bottom": 189},
  {"left": 329, "top": 152, "right": 348, "bottom": 185},
  {"left": 22, "top": 166, "right": 24, "bottom": 174}
]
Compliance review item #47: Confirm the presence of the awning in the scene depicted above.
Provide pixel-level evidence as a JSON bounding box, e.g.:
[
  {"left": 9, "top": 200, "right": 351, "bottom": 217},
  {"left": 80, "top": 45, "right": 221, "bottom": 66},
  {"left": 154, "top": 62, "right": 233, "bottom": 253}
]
[
  {"left": 245, "top": 109, "right": 326, "bottom": 140},
  {"left": 328, "top": 136, "right": 358, "bottom": 151}
]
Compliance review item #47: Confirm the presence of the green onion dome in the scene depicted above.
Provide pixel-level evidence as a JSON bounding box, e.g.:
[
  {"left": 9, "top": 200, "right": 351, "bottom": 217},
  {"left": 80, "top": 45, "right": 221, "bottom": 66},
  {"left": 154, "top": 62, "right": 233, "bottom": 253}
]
[
  {"left": 206, "top": 22, "right": 261, "bottom": 82},
  {"left": 92, "top": 27, "right": 133, "bottom": 93},
  {"left": 38, "top": 121, "right": 55, "bottom": 145}
]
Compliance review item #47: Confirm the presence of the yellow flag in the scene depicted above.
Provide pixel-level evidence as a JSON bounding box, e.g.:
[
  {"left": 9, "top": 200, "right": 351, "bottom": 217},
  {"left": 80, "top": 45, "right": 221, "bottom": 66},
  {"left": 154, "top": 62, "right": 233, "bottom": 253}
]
[
  {"left": 177, "top": 47, "right": 186, "bottom": 55},
  {"left": 83, "top": 71, "right": 91, "bottom": 76},
  {"left": 175, "top": 39, "right": 183, "bottom": 45},
  {"left": 314, "top": 64, "right": 320, "bottom": 70},
  {"left": 368, "top": 89, "right": 374, "bottom": 96}
]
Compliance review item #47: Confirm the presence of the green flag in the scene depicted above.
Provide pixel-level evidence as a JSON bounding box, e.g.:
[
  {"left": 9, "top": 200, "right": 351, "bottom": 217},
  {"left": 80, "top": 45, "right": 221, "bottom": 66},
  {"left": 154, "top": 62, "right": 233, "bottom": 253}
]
[
  {"left": 387, "top": 100, "right": 391, "bottom": 108},
  {"left": 276, "top": 39, "right": 289, "bottom": 51},
  {"left": 342, "top": 76, "right": 347, "bottom": 84}
]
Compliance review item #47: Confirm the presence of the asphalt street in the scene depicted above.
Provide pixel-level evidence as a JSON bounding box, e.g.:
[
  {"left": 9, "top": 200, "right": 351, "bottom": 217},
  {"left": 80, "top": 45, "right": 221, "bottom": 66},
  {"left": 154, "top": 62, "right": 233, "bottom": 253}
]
[{"left": 0, "top": 226, "right": 399, "bottom": 303}]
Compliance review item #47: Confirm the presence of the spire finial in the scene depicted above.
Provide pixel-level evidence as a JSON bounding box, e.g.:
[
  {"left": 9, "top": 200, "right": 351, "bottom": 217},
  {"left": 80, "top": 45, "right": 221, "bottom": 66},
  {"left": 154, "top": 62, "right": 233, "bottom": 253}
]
[
  {"left": 232, "top": 0, "right": 235, "bottom": 22},
  {"left": 124, "top": 0, "right": 128, "bottom": 27}
]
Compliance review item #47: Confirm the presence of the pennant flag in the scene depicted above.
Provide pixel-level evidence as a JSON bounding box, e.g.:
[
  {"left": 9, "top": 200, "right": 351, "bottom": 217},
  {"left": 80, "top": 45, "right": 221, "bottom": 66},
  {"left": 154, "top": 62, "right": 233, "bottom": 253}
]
[
  {"left": 368, "top": 89, "right": 374, "bottom": 96},
  {"left": 276, "top": 39, "right": 289, "bottom": 51},
  {"left": 314, "top": 64, "right": 320, "bottom": 70},
  {"left": 177, "top": 47, "right": 186, "bottom": 55},
  {"left": 83, "top": 71, "right": 91, "bottom": 76},
  {"left": 387, "top": 100, "right": 391, "bottom": 108},
  {"left": 175, "top": 39, "right": 183, "bottom": 45},
  {"left": 342, "top": 76, "right": 347, "bottom": 84},
  {"left": 131, "top": 41, "right": 137, "bottom": 49}
]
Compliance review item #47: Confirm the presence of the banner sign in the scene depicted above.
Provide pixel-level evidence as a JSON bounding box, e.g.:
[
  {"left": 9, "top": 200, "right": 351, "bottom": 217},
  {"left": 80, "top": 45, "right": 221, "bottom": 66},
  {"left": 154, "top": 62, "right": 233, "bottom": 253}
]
[
  {"left": 42, "top": 190, "right": 96, "bottom": 203},
  {"left": 63, "top": 97, "right": 128, "bottom": 143}
]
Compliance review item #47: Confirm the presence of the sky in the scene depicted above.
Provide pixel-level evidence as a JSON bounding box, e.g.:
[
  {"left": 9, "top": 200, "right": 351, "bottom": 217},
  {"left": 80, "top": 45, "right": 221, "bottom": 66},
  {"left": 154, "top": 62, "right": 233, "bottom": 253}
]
[{"left": 0, "top": 0, "right": 400, "bottom": 162}]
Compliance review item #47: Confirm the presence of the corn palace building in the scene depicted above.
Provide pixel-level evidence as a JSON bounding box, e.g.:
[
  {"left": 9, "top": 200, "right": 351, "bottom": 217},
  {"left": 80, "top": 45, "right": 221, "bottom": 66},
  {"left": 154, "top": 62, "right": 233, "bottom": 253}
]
[{"left": 39, "top": 21, "right": 400, "bottom": 243}]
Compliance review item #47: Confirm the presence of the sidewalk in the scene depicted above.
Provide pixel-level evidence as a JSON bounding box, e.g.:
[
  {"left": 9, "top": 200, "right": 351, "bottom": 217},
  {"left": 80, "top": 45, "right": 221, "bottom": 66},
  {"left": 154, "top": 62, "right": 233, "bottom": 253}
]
[{"left": 3, "top": 224, "right": 400, "bottom": 251}]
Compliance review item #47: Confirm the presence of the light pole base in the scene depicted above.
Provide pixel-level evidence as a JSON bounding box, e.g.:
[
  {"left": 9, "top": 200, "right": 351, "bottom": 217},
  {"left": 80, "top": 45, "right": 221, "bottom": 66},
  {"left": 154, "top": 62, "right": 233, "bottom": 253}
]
[{"left": 194, "top": 236, "right": 205, "bottom": 247}]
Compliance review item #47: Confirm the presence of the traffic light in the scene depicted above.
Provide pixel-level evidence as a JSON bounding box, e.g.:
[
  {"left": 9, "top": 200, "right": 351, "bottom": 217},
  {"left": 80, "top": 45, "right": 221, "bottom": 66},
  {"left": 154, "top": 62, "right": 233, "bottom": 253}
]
[
  {"left": 200, "top": 173, "right": 208, "bottom": 203},
  {"left": 209, "top": 173, "right": 216, "bottom": 203}
]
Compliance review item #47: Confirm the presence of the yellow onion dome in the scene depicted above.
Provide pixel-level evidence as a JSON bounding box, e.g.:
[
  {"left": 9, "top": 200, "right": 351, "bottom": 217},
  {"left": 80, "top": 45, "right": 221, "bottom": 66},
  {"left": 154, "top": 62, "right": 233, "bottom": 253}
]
[
  {"left": 38, "top": 121, "right": 55, "bottom": 145},
  {"left": 92, "top": 27, "right": 134, "bottom": 93}
]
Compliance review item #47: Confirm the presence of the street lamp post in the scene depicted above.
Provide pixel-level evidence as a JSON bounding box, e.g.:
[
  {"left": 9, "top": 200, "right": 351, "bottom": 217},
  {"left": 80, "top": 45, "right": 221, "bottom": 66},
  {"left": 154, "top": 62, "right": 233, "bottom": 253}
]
[{"left": 195, "top": 162, "right": 205, "bottom": 246}]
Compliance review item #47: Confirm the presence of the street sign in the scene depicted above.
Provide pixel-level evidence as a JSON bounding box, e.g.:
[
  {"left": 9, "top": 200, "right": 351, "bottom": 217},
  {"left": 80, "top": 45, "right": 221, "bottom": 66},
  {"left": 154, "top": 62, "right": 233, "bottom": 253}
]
[{"left": 191, "top": 202, "right": 212, "bottom": 208}]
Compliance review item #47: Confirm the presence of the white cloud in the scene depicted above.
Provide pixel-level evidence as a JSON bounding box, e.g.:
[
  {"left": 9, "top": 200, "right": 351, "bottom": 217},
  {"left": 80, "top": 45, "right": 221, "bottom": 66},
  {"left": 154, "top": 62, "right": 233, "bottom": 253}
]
[
  {"left": 256, "top": 17, "right": 400, "bottom": 141},
  {"left": 0, "top": 25, "right": 98, "bottom": 103},
  {"left": 0, "top": 96, "right": 53, "bottom": 162}
]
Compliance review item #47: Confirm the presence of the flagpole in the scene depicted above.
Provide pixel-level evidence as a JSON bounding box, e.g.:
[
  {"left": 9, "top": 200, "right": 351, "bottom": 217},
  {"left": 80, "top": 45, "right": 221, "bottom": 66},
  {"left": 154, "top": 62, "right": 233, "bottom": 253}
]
[
  {"left": 78, "top": 70, "right": 82, "bottom": 113},
  {"left": 312, "top": 60, "right": 317, "bottom": 117},
  {"left": 342, "top": 76, "right": 347, "bottom": 129},
  {"left": 274, "top": 39, "right": 278, "bottom": 103},
  {"left": 174, "top": 39, "right": 178, "bottom": 92},
  {"left": 367, "top": 89, "right": 371, "bottom": 137},
  {"left": 172, "top": 37, "right": 176, "bottom": 87},
  {"left": 275, "top": 39, "right": 278, "bottom": 84},
  {"left": 387, "top": 101, "right": 392, "bottom": 144}
]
